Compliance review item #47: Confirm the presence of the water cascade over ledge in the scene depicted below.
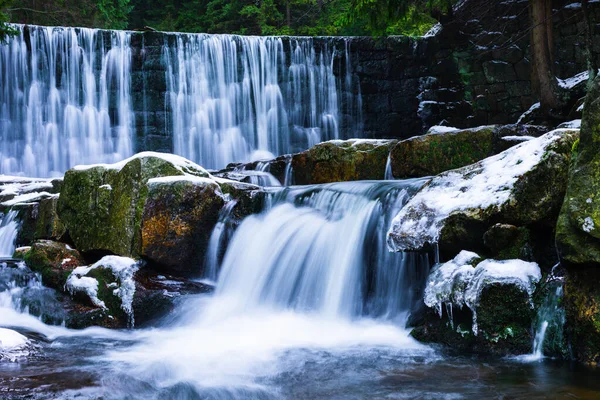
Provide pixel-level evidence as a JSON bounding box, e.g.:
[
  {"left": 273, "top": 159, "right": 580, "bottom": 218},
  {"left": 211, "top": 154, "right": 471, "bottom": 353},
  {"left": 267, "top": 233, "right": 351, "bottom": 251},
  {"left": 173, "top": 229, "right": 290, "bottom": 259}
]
[{"left": 0, "top": 25, "right": 362, "bottom": 177}]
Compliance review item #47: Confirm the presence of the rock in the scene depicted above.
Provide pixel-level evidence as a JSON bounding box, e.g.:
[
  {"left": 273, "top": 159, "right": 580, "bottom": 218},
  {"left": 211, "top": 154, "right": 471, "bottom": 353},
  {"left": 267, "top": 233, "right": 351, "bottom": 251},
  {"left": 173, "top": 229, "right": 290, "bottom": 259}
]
[
  {"left": 556, "top": 76, "right": 600, "bottom": 267},
  {"left": 57, "top": 152, "right": 210, "bottom": 259},
  {"left": 389, "top": 124, "right": 550, "bottom": 179},
  {"left": 132, "top": 269, "right": 212, "bottom": 327},
  {"left": 563, "top": 268, "right": 600, "bottom": 363},
  {"left": 141, "top": 176, "right": 225, "bottom": 275},
  {"left": 390, "top": 126, "right": 496, "bottom": 178},
  {"left": 17, "top": 240, "right": 85, "bottom": 289},
  {"left": 388, "top": 128, "right": 578, "bottom": 259},
  {"left": 64, "top": 255, "right": 212, "bottom": 328},
  {"left": 15, "top": 197, "right": 66, "bottom": 245},
  {"left": 412, "top": 252, "right": 540, "bottom": 355},
  {"left": 483, "top": 224, "right": 533, "bottom": 261},
  {"left": 290, "top": 139, "right": 397, "bottom": 185},
  {"left": 219, "top": 139, "right": 397, "bottom": 185}
]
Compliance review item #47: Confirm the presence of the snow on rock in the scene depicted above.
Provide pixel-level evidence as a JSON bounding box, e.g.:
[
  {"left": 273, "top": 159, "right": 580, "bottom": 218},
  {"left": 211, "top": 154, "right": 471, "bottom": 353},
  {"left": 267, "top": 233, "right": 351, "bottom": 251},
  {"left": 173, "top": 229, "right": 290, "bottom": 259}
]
[
  {"left": 424, "top": 250, "right": 479, "bottom": 317},
  {"left": 557, "top": 119, "right": 582, "bottom": 129},
  {"left": 1, "top": 191, "right": 59, "bottom": 207},
  {"left": 423, "top": 23, "right": 442, "bottom": 37},
  {"left": 426, "top": 126, "right": 460, "bottom": 135},
  {"left": 65, "top": 256, "right": 140, "bottom": 326},
  {"left": 558, "top": 71, "right": 589, "bottom": 89},
  {"left": 72, "top": 151, "right": 209, "bottom": 177},
  {"left": 66, "top": 267, "right": 106, "bottom": 308},
  {"left": 388, "top": 129, "right": 571, "bottom": 251},
  {"left": 516, "top": 102, "right": 540, "bottom": 124},
  {"left": 424, "top": 253, "right": 541, "bottom": 335},
  {"left": 0, "top": 328, "right": 29, "bottom": 361}
]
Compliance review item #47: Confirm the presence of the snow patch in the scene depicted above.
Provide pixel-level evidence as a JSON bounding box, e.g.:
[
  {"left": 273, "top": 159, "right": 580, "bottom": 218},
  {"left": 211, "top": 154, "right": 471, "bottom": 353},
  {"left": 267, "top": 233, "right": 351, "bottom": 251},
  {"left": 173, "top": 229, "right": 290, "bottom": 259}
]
[
  {"left": 423, "top": 23, "right": 442, "bottom": 38},
  {"left": 558, "top": 71, "right": 588, "bottom": 89},
  {"left": 65, "top": 256, "right": 140, "bottom": 326},
  {"left": 0, "top": 328, "right": 29, "bottom": 361},
  {"left": 425, "top": 253, "right": 541, "bottom": 335},
  {"left": 99, "top": 184, "right": 112, "bottom": 190},
  {"left": 516, "top": 102, "right": 540, "bottom": 124},
  {"left": 427, "top": 126, "right": 460, "bottom": 135},
  {"left": 73, "top": 151, "right": 208, "bottom": 177},
  {"left": 1, "top": 191, "right": 58, "bottom": 206},
  {"left": 388, "top": 129, "right": 572, "bottom": 251},
  {"left": 583, "top": 217, "right": 595, "bottom": 233},
  {"left": 557, "top": 119, "right": 581, "bottom": 129}
]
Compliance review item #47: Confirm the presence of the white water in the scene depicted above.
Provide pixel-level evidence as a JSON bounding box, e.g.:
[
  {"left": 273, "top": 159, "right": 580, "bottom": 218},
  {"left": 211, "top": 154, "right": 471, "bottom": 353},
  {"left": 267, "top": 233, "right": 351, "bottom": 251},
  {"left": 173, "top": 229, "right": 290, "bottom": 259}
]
[
  {"left": 166, "top": 34, "right": 359, "bottom": 169},
  {"left": 0, "top": 26, "right": 362, "bottom": 177},
  {"left": 0, "top": 25, "right": 133, "bottom": 177},
  {"left": 0, "top": 210, "right": 19, "bottom": 257}
]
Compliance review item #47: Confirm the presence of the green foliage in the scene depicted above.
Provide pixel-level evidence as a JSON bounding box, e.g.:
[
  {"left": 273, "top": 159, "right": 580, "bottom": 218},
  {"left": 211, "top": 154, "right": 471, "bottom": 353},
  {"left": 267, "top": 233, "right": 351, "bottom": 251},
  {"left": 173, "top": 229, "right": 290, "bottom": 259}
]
[
  {"left": 5, "top": 0, "right": 454, "bottom": 36},
  {"left": 0, "top": 0, "right": 18, "bottom": 43},
  {"left": 96, "top": 0, "right": 133, "bottom": 29}
]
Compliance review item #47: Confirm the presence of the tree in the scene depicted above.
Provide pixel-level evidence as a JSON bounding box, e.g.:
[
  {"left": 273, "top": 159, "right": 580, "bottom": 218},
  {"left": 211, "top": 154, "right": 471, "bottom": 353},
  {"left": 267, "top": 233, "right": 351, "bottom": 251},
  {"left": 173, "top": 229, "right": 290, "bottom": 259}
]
[
  {"left": 529, "top": 0, "right": 562, "bottom": 114},
  {"left": 0, "top": 0, "right": 17, "bottom": 42}
]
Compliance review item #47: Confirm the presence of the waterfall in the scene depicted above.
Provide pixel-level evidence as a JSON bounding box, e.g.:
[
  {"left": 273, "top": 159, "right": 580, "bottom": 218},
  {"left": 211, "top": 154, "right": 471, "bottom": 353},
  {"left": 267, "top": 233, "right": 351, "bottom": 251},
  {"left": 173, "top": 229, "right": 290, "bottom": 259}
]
[
  {"left": 1, "top": 26, "right": 362, "bottom": 177},
  {"left": 165, "top": 34, "right": 358, "bottom": 170},
  {"left": 0, "top": 210, "right": 19, "bottom": 257},
  {"left": 0, "top": 25, "right": 134, "bottom": 177},
  {"left": 530, "top": 280, "right": 565, "bottom": 360},
  {"left": 215, "top": 179, "right": 430, "bottom": 320}
]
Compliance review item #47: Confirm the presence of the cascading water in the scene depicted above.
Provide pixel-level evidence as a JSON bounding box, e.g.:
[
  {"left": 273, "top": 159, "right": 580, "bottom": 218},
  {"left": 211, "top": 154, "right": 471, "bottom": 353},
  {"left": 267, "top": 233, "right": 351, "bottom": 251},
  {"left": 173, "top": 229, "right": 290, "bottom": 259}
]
[
  {"left": 530, "top": 279, "right": 566, "bottom": 360},
  {"left": 206, "top": 179, "right": 430, "bottom": 320},
  {"left": 1, "top": 26, "right": 362, "bottom": 177},
  {"left": 0, "top": 210, "right": 19, "bottom": 257},
  {"left": 0, "top": 25, "right": 134, "bottom": 177},
  {"left": 165, "top": 34, "right": 359, "bottom": 169}
]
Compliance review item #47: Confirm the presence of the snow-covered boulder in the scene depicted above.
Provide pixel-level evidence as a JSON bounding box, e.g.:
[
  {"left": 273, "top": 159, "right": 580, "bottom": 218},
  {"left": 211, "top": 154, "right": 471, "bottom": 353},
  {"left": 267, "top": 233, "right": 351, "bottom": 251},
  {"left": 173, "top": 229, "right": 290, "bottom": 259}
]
[
  {"left": 57, "top": 152, "right": 262, "bottom": 275},
  {"left": 412, "top": 251, "right": 541, "bottom": 355},
  {"left": 388, "top": 128, "right": 578, "bottom": 255}
]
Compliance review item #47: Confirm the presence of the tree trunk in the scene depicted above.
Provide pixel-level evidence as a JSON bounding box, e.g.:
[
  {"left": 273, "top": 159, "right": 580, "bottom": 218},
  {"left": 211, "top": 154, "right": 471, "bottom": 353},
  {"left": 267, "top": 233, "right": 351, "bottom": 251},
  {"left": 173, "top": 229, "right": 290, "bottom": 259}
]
[
  {"left": 286, "top": 0, "right": 291, "bottom": 28},
  {"left": 583, "top": 0, "right": 597, "bottom": 88},
  {"left": 529, "top": 0, "right": 561, "bottom": 114}
]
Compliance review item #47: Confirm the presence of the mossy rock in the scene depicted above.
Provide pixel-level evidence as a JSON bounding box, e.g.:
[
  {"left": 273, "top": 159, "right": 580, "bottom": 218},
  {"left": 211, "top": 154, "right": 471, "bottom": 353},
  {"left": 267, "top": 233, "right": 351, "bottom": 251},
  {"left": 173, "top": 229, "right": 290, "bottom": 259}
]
[
  {"left": 57, "top": 154, "right": 209, "bottom": 258},
  {"left": 141, "top": 177, "right": 225, "bottom": 275},
  {"left": 483, "top": 224, "right": 534, "bottom": 261},
  {"left": 291, "top": 139, "right": 397, "bottom": 184},
  {"left": 411, "top": 282, "right": 534, "bottom": 355},
  {"left": 434, "top": 129, "right": 577, "bottom": 260},
  {"left": 563, "top": 268, "right": 600, "bottom": 363},
  {"left": 15, "top": 197, "right": 66, "bottom": 245},
  {"left": 390, "top": 126, "right": 496, "bottom": 178},
  {"left": 556, "top": 76, "right": 600, "bottom": 266},
  {"left": 18, "top": 240, "right": 84, "bottom": 290}
]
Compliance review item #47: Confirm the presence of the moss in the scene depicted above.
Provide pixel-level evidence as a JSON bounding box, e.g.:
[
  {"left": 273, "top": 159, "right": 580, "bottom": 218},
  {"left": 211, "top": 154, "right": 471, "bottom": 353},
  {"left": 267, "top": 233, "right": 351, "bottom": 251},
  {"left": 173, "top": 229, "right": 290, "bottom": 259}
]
[
  {"left": 556, "top": 76, "right": 600, "bottom": 266},
  {"left": 57, "top": 155, "right": 207, "bottom": 258},
  {"left": 390, "top": 126, "right": 496, "bottom": 179},
  {"left": 564, "top": 268, "right": 600, "bottom": 363},
  {"left": 291, "top": 139, "right": 396, "bottom": 185},
  {"left": 20, "top": 240, "right": 84, "bottom": 290}
]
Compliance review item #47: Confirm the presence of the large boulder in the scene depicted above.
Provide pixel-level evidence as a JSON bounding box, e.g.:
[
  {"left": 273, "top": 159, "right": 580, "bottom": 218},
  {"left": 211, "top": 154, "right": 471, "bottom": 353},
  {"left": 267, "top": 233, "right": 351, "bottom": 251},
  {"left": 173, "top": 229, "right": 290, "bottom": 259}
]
[
  {"left": 141, "top": 176, "right": 225, "bottom": 275},
  {"left": 389, "top": 126, "right": 497, "bottom": 178},
  {"left": 56, "top": 152, "right": 260, "bottom": 275},
  {"left": 291, "top": 139, "right": 397, "bottom": 184},
  {"left": 57, "top": 152, "right": 210, "bottom": 259},
  {"left": 563, "top": 267, "right": 600, "bottom": 363},
  {"left": 556, "top": 76, "right": 600, "bottom": 267},
  {"left": 219, "top": 139, "right": 398, "bottom": 185},
  {"left": 411, "top": 251, "right": 541, "bottom": 355},
  {"left": 388, "top": 128, "right": 578, "bottom": 261},
  {"left": 389, "top": 124, "right": 550, "bottom": 179}
]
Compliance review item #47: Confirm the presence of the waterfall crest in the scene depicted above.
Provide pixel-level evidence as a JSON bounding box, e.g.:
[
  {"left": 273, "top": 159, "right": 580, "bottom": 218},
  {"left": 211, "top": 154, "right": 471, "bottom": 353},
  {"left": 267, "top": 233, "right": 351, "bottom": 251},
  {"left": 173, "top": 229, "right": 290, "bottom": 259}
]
[{"left": 0, "top": 25, "right": 362, "bottom": 177}]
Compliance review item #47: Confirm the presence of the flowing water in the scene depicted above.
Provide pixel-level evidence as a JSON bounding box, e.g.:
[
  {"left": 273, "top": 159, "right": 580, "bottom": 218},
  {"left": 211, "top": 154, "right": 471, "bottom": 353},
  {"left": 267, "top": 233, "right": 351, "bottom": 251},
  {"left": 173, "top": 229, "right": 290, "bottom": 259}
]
[
  {"left": 1, "top": 180, "right": 599, "bottom": 399},
  {"left": 0, "top": 210, "right": 19, "bottom": 257},
  {"left": 0, "top": 25, "right": 362, "bottom": 177}
]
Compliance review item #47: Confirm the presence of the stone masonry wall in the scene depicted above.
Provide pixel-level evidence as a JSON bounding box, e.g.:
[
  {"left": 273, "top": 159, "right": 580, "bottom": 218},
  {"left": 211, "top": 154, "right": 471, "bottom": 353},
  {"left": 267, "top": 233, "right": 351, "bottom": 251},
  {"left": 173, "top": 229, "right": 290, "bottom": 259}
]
[{"left": 119, "top": 0, "right": 597, "bottom": 151}]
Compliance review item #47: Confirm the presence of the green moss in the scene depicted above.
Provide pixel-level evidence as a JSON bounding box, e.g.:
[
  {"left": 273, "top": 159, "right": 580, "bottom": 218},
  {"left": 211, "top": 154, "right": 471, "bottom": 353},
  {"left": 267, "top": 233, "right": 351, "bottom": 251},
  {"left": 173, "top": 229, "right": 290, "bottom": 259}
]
[{"left": 390, "top": 127, "right": 496, "bottom": 179}]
